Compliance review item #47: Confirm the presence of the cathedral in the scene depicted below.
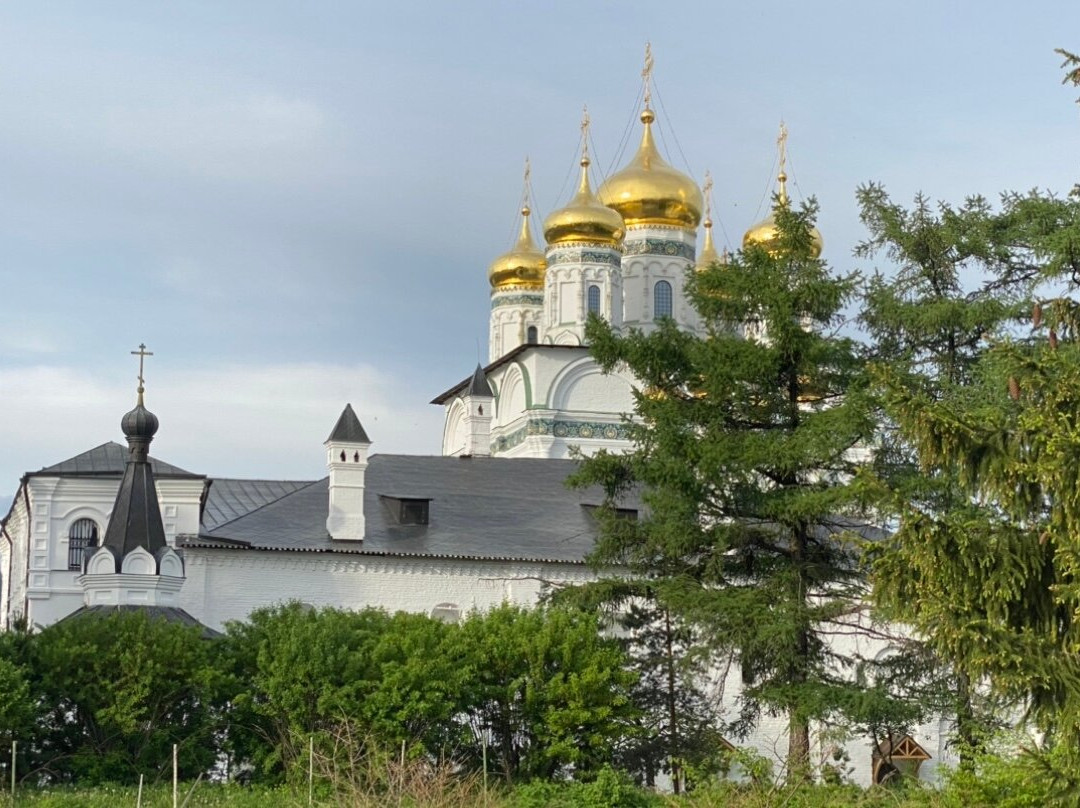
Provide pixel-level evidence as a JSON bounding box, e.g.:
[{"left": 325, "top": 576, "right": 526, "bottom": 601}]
[{"left": 0, "top": 56, "right": 952, "bottom": 785}]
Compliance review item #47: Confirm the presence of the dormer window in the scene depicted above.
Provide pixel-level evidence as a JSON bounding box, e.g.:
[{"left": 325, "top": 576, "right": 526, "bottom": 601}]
[{"left": 381, "top": 496, "right": 431, "bottom": 526}]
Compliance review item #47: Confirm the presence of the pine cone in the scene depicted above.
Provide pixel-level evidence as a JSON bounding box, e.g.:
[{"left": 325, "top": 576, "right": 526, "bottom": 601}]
[
  {"left": 1040, "top": 531, "right": 1051, "bottom": 546},
  {"left": 1008, "top": 376, "right": 1020, "bottom": 400},
  {"left": 1033, "top": 301, "right": 1043, "bottom": 328},
  {"left": 1050, "top": 329, "right": 1059, "bottom": 350}
]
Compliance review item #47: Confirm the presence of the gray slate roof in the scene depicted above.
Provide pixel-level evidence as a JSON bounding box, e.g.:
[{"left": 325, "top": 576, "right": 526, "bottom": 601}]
[
  {"left": 186, "top": 454, "right": 632, "bottom": 564},
  {"left": 327, "top": 403, "right": 370, "bottom": 443},
  {"left": 202, "top": 478, "right": 315, "bottom": 532},
  {"left": 60, "top": 605, "right": 220, "bottom": 638},
  {"left": 466, "top": 364, "right": 494, "bottom": 397},
  {"left": 32, "top": 442, "right": 201, "bottom": 479}
]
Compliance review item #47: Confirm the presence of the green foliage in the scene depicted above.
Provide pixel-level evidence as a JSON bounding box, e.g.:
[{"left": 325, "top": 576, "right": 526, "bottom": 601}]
[
  {"left": 861, "top": 185, "right": 1080, "bottom": 757},
  {"left": 28, "top": 611, "right": 220, "bottom": 784},
  {"left": 572, "top": 195, "right": 888, "bottom": 777},
  {"left": 454, "top": 604, "right": 638, "bottom": 783},
  {"left": 224, "top": 602, "right": 635, "bottom": 785},
  {"left": 509, "top": 766, "right": 661, "bottom": 808}
]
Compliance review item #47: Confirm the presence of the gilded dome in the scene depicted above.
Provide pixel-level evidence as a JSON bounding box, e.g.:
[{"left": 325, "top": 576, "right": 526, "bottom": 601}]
[
  {"left": 543, "top": 155, "right": 625, "bottom": 247},
  {"left": 742, "top": 172, "right": 824, "bottom": 259},
  {"left": 598, "top": 109, "right": 703, "bottom": 229},
  {"left": 489, "top": 205, "right": 547, "bottom": 290}
]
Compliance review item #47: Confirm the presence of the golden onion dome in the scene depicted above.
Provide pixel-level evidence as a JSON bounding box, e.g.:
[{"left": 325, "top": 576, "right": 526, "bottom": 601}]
[
  {"left": 741, "top": 172, "right": 824, "bottom": 258},
  {"left": 489, "top": 205, "right": 547, "bottom": 290},
  {"left": 543, "top": 154, "right": 625, "bottom": 247},
  {"left": 597, "top": 109, "right": 703, "bottom": 229},
  {"left": 743, "top": 124, "right": 823, "bottom": 258}
]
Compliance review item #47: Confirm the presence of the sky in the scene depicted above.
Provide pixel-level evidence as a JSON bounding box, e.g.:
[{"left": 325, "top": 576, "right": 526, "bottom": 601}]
[{"left": 1, "top": 1, "right": 1078, "bottom": 503}]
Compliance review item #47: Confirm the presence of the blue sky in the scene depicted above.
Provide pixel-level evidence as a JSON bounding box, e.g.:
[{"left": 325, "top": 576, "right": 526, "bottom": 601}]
[{"left": 1, "top": 1, "right": 1077, "bottom": 498}]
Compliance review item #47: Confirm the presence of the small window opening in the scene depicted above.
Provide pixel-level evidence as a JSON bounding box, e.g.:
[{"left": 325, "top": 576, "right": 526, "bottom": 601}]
[
  {"left": 527, "top": 325, "right": 538, "bottom": 344},
  {"left": 654, "top": 280, "right": 673, "bottom": 320},
  {"left": 587, "top": 284, "right": 601, "bottom": 315},
  {"left": 68, "top": 518, "right": 99, "bottom": 570},
  {"left": 340, "top": 450, "right": 346, "bottom": 461}
]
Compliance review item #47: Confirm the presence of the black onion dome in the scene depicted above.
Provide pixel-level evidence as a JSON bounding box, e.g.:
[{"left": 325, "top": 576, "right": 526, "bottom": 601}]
[{"left": 121, "top": 402, "right": 159, "bottom": 440}]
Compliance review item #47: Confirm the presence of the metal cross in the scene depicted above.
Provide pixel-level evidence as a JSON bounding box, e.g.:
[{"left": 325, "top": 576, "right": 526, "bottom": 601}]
[
  {"left": 777, "top": 120, "right": 788, "bottom": 176},
  {"left": 703, "top": 170, "right": 714, "bottom": 219},
  {"left": 642, "top": 41, "right": 654, "bottom": 108},
  {"left": 580, "top": 105, "right": 590, "bottom": 160},
  {"left": 131, "top": 343, "right": 153, "bottom": 391}
]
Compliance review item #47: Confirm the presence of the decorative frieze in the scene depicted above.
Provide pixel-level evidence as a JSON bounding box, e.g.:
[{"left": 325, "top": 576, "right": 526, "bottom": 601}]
[
  {"left": 492, "top": 418, "right": 632, "bottom": 454},
  {"left": 622, "top": 238, "right": 695, "bottom": 260}
]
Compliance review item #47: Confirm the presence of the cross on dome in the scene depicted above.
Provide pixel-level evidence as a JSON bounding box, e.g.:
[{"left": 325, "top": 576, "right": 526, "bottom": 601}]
[{"left": 130, "top": 342, "right": 153, "bottom": 404}]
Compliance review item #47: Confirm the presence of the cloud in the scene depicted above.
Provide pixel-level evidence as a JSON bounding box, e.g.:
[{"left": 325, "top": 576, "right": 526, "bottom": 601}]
[{"left": 0, "top": 361, "right": 445, "bottom": 489}]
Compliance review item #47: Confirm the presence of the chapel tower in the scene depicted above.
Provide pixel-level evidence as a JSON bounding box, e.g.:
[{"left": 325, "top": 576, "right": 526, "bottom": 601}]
[
  {"left": 79, "top": 345, "right": 187, "bottom": 609},
  {"left": 541, "top": 108, "right": 626, "bottom": 346},
  {"left": 488, "top": 160, "right": 547, "bottom": 362},
  {"left": 598, "top": 44, "right": 704, "bottom": 335}
]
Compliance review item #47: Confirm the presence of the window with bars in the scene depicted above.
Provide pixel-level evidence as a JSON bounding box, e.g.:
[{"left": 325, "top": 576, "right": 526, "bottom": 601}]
[
  {"left": 587, "top": 285, "right": 601, "bottom": 315},
  {"left": 68, "top": 518, "right": 99, "bottom": 570},
  {"left": 654, "top": 280, "right": 673, "bottom": 320}
]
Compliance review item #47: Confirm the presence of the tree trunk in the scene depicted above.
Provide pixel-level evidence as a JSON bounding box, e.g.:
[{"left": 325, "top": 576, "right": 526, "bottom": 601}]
[
  {"left": 664, "top": 609, "right": 681, "bottom": 794},
  {"left": 787, "top": 714, "right": 811, "bottom": 783}
]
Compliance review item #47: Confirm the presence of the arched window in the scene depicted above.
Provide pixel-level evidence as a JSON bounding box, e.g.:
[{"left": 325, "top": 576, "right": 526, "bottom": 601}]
[
  {"left": 653, "top": 280, "right": 673, "bottom": 320},
  {"left": 68, "top": 518, "right": 99, "bottom": 570},
  {"left": 526, "top": 325, "right": 538, "bottom": 344},
  {"left": 430, "top": 603, "right": 462, "bottom": 624},
  {"left": 587, "top": 285, "right": 601, "bottom": 315}
]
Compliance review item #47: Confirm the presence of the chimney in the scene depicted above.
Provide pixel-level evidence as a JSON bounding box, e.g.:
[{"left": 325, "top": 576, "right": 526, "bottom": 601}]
[{"left": 325, "top": 403, "right": 371, "bottom": 540}]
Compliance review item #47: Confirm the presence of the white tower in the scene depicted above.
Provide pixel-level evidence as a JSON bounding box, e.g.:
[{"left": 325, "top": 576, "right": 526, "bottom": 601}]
[
  {"left": 598, "top": 45, "right": 704, "bottom": 336},
  {"left": 325, "top": 403, "right": 371, "bottom": 541},
  {"left": 488, "top": 160, "right": 546, "bottom": 362},
  {"left": 541, "top": 109, "right": 626, "bottom": 346},
  {"left": 460, "top": 364, "right": 494, "bottom": 456}
]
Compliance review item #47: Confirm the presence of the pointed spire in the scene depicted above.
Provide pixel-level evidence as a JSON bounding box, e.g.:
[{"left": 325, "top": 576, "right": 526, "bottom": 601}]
[
  {"left": 101, "top": 345, "right": 167, "bottom": 558},
  {"left": 697, "top": 170, "right": 721, "bottom": 270},
  {"left": 467, "top": 363, "right": 494, "bottom": 397},
  {"left": 327, "top": 403, "right": 370, "bottom": 444}
]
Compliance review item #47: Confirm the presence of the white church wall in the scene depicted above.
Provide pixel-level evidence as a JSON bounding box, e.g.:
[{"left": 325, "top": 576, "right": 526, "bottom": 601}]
[
  {"left": 1, "top": 473, "right": 205, "bottom": 630},
  {"left": 181, "top": 549, "right": 593, "bottom": 631}
]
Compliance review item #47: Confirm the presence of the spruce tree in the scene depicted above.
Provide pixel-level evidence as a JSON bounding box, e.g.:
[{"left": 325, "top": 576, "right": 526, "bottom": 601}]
[
  {"left": 865, "top": 187, "right": 1080, "bottom": 764},
  {"left": 856, "top": 184, "right": 1024, "bottom": 753},
  {"left": 573, "top": 197, "right": 878, "bottom": 778}
]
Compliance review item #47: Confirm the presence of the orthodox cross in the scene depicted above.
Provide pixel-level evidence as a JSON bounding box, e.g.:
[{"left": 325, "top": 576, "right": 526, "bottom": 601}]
[
  {"left": 776, "top": 121, "right": 789, "bottom": 203},
  {"left": 522, "top": 156, "right": 532, "bottom": 208},
  {"left": 703, "top": 170, "right": 714, "bottom": 220},
  {"left": 642, "top": 41, "right": 654, "bottom": 109},
  {"left": 131, "top": 343, "right": 153, "bottom": 400},
  {"left": 777, "top": 120, "right": 788, "bottom": 176},
  {"left": 580, "top": 105, "right": 591, "bottom": 161}
]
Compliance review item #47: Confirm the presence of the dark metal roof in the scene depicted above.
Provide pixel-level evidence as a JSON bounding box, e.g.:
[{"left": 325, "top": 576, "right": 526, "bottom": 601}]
[
  {"left": 99, "top": 431, "right": 168, "bottom": 558},
  {"left": 187, "top": 454, "right": 635, "bottom": 564},
  {"left": 31, "top": 442, "right": 201, "bottom": 479},
  {"left": 431, "top": 344, "right": 590, "bottom": 404},
  {"left": 201, "top": 478, "right": 315, "bottom": 532},
  {"left": 59, "top": 605, "right": 221, "bottom": 638},
  {"left": 466, "top": 364, "right": 494, "bottom": 397},
  {"left": 326, "top": 403, "right": 370, "bottom": 443}
]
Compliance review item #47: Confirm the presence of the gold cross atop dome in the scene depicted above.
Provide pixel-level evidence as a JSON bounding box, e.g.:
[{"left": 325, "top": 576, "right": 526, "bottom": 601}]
[
  {"left": 580, "top": 105, "right": 591, "bottom": 161},
  {"left": 642, "top": 42, "right": 654, "bottom": 110},
  {"left": 776, "top": 120, "right": 789, "bottom": 204},
  {"left": 702, "top": 170, "right": 715, "bottom": 222},
  {"left": 130, "top": 342, "right": 153, "bottom": 404}
]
